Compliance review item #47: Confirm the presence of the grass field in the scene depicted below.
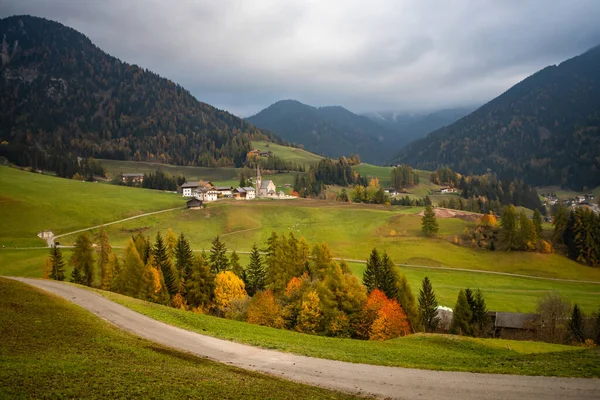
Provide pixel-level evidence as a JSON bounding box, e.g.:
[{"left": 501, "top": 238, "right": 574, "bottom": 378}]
[
  {"left": 251, "top": 140, "right": 323, "bottom": 167},
  {"left": 352, "top": 164, "right": 440, "bottom": 197},
  {"left": 94, "top": 289, "right": 600, "bottom": 377},
  {"left": 0, "top": 278, "right": 357, "bottom": 399},
  {"left": 100, "top": 159, "right": 239, "bottom": 182},
  {"left": 0, "top": 166, "right": 182, "bottom": 247}
]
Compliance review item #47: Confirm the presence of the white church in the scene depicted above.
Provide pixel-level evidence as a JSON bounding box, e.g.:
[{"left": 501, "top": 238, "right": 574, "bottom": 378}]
[{"left": 256, "top": 166, "right": 276, "bottom": 197}]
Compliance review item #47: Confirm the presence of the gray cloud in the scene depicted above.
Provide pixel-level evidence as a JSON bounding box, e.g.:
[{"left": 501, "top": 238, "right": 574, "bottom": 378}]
[{"left": 2, "top": 0, "right": 600, "bottom": 116}]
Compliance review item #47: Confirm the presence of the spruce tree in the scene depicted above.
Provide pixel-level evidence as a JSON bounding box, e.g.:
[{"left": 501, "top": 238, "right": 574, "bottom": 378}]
[
  {"left": 450, "top": 290, "right": 473, "bottom": 336},
  {"left": 49, "top": 244, "right": 65, "bottom": 281},
  {"left": 518, "top": 210, "right": 537, "bottom": 251},
  {"left": 244, "top": 244, "right": 266, "bottom": 297},
  {"left": 397, "top": 273, "right": 418, "bottom": 331},
  {"left": 379, "top": 252, "right": 399, "bottom": 300},
  {"left": 472, "top": 289, "right": 489, "bottom": 336},
  {"left": 97, "top": 227, "right": 113, "bottom": 290},
  {"left": 552, "top": 204, "right": 569, "bottom": 245},
  {"left": 153, "top": 231, "right": 177, "bottom": 296},
  {"left": 568, "top": 304, "right": 584, "bottom": 343},
  {"left": 174, "top": 233, "right": 194, "bottom": 281},
  {"left": 70, "top": 232, "right": 95, "bottom": 286},
  {"left": 362, "top": 248, "right": 381, "bottom": 293},
  {"left": 421, "top": 205, "right": 439, "bottom": 237},
  {"left": 532, "top": 209, "right": 543, "bottom": 236},
  {"left": 209, "top": 235, "right": 229, "bottom": 274},
  {"left": 230, "top": 250, "right": 244, "bottom": 278},
  {"left": 186, "top": 253, "right": 215, "bottom": 309},
  {"left": 418, "top": 277, "right": 440, "bottom": 332},
  {"left": 500, "top": 205, "right": 518, "bottom": 250},
  {"left": 132, "top": 232, "right": 151, "bottom": 264}
]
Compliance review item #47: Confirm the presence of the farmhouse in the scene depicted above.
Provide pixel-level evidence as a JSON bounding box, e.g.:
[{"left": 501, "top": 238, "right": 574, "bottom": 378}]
[
  {"left": 440, "top": 186, "right": 456, "bottom": 194},
  {"left": 488, "top": 311, "right": 541, "bottom": 339},
  {"left": 214, "top": 186, "right": 233, "bottom": 198},
  {"left": 233, "top": 186, "right": 256, "bottom": 200},
  {"left": 121, "top": 173, "right": 144, "bottom": 184},
  {"left": 181, "top": 182, "right": 200, "bottom": 197},
  {"left": 196, "top": 186, "right": 219, "bottom": 202},
  {"left": 186, "top": 198, "right": 202, "bottom": 209}
]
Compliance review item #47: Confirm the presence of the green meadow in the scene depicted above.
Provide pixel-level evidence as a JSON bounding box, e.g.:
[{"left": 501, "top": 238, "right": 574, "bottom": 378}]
[
  {"left": 251, "top": 140, "right": 324, "bottom": 167},
  {"left": 95, "top": 288, "right": 600, "bottom": 377},
  {"left": 100, "top": 159, "right": 239, "bottom": 182},
  {"left": 0, "top": 278, "right": 358, "bottom": 399},
  {"left": 352, "top": 163, "right": 441, "bottom": 197}
]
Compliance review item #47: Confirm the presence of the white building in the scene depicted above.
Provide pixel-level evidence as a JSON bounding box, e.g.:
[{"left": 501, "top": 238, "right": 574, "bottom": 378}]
[
  {"left": 215, "top": 186, "right": 233, "bottom": 198},
  {"left": 196, "top": 187, "right": 219, "bottom": 202},
  {"left": 181, "top": 182, "right": 200, "bottom": 197},
  {"left": 256, "top": 166, "right": 276, "bottom": 197},
  {"left": 243, "top": 186, "right": 256, "bottom": 199}
]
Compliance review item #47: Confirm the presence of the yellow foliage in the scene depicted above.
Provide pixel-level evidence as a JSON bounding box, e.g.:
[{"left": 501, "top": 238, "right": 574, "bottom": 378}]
[
  {"left": 214, "top": 271, "right": 247, "bottom": 312},
  {"left": 480, "top": 212, "right": 497, "bottom": 227},
  {"left": 540, "top": 240, "right": 554, "bottom": 254},
  {"left": 296, "top": 290, "right": 322, "bottom": 334},
  {"left": 150, "top": 267, "right": 162, "bottom": 293},
  {"left": 247, "top": 290, "right": 280, "bottom": 327},
  {"left": 42, "top": 257, "right": 52, "bottom": 279},
  {"left": 389, "top": 229, "right": 397, "bottom": 237},
  {"left": 368, "top": 177, "right": 380, "bottom": 188},
  {"left": 171, "top": 292, "right": 188, "bottom": 310}
]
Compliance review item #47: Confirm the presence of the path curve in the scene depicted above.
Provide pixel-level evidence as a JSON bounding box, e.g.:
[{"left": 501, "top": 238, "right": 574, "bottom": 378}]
[{"left": 8, "top": 278, "right": 600, "bottom": 400}]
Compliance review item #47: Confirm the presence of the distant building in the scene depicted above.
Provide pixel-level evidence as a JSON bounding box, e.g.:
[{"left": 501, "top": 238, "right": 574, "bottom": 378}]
[
  {"left": 186, "top": 198, "right": 202, "bottom": 209},
  {"left": 214, "top": 186, "right": 233, "bottom": 198},
  {"left": 121, "top": 173, "right": 144, "bottom": 184},
  {"left": 259, "top": 150, "right": 273, "bottom": 157},
  {"left": 37, "top": 230, "right": 54, "bottom": 240},
  {"left": 256, "top": 166, "right": 276, "bottom": 197},
  {"left": 440, "top": 186, "right": 456, "bottom": 194},
  {"left": 233, "top": 186, "right": 256, "bottom": 200},
  {"left": 181, "top": 182, "right": 200, "bottom": 197},
  {"left": 384, "top": 188, "right": 398, "bottom": 196},
  {"left": 488, "top": 311, "right": 541, "bottom": 339},
  {"left": 196, "top": 186, "right": 218, "bottom": 202}
]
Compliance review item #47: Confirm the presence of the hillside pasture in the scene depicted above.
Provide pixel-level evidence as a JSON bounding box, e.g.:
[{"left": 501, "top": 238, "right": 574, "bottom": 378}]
[
  {"left": 99, "top": 159, "right": 239, "bottom": 182},
  {"left": 251, "top": 140, "right": 324, "bottom": 167}
]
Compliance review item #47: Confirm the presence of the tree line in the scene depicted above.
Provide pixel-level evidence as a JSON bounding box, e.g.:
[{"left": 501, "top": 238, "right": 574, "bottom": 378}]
[
  {"left": 552, "top": 204, "right": 600, "bottom": 267},
  {"left": 390, "top": 165, "right": 420, "bottom": 190},
  {"left": 294, "top": 158, "right": 366, "bottom": 198}
]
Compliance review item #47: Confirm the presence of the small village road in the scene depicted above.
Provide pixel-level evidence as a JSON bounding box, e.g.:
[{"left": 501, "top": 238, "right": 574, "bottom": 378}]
[{"left": 9, "top": 277, "right": 600, "bottom": 400}]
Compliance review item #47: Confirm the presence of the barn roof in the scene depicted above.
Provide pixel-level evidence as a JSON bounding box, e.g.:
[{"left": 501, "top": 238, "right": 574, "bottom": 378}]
[
  {"left": 492, "top": 312, "right": 540, "bottom": 329},
  {"left": 181, "top": 182, "right": 199, "bottom": 188}
]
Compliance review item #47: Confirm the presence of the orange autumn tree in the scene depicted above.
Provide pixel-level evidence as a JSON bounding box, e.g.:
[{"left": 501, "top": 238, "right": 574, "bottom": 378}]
[
  {"left": 480, "top": 212, "right": 498, "bottom": 227},
  {"left": 357, "top": 289, "right": 410, "bottom": 340},
  {"left": 247, "top": 290, "right": 281, "bottom": 327}
]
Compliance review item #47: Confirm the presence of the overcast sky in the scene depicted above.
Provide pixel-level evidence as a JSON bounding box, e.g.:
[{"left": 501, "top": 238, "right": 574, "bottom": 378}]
[{"left": 2, "top": 0, "right": 600, "bottom": 117}]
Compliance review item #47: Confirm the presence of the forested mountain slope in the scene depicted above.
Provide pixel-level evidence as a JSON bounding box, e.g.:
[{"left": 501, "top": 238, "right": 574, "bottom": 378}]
[
  {"left": 247, "top": 100, "right": 397, "bottom": 163},
  {"left": 0, "top": 15, "right": 279, "bottom": 168},
  {"left": 396, "top": 45, "right": 600, "bottom": 190}
]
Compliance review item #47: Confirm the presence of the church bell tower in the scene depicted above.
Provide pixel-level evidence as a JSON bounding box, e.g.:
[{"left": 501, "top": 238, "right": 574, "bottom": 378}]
[{"left": 256, "top": 166, "right": 262, "bottom": 195}]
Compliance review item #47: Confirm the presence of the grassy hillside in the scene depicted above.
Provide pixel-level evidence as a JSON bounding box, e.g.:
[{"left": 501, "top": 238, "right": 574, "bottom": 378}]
[
  {"left": 0, "top": 278, "right": 357, "bottom": 399},
  {"left": 100, "top": 159, "right": 239, "bottom": 182},
  {"left": 251, "top": 140, "right": 323, "bottom": 167},
  {"left": 352, "top": 164, "right": 440, "bottom": 197},
  {"left": 0, "top": 166, "right": 182, "bottom": 246},
  {"left": 97, "top": 289, "right": 600, "bottom": 377}
]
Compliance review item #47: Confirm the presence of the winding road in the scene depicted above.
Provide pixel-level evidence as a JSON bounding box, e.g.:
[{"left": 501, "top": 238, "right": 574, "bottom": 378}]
[{"left": 8, "top": 277, "right": 600, "bottom": 400}]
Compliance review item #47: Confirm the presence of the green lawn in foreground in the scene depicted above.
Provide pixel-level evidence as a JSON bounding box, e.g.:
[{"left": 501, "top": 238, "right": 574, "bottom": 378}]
[
  {"left": 0, "top": 278, "right": 357, "bottom": 399},
  {"left": 0, "top": 166, "right": 182, "bottom": 246},
  {"left": 95, "top": 289, "right": 600, "bottom": 378},
  {"left": 251, "top": 140, "right": 323, "bottom": 168}
]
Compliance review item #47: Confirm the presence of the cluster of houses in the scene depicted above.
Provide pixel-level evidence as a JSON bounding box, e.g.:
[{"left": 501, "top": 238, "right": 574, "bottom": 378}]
[
  {"left": 248, "top": 149, "right": 273, "bottom": 158},
  {"left": 543, "top": 193, "right": 597, "bottom": 212},
  {"left": 182, "top": 167, "right": 283, "bottom": 209}
]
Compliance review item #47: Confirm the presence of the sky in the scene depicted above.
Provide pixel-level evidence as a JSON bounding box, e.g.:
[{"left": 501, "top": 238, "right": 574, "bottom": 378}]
[{"left": 2, "top": 0, "right": 600, "bottom": 117}]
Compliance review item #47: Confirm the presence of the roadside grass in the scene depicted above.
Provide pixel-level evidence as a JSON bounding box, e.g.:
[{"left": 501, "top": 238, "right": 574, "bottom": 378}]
[
  {"left": 0, "top": 278, "right": 360, "bottom": 400},
  {"left": 0, "top": 166, "right": 182, "bottom": 247},
  {"left": 94, "top": 288, "right": 600, "bottom": 378},
  {"left": 251, "top": 140, "right": 323, "bottom": 167},
  {"left": 99, "top": 159, "right": 239, "bottom": 182}
]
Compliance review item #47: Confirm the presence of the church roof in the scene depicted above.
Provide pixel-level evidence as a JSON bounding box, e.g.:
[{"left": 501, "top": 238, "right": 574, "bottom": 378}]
[{"left": 260, "top": 180, "right": 274, "bottom": 189}]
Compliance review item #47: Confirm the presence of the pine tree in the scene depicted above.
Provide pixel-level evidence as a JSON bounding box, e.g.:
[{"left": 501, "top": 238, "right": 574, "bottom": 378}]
[
  {"left": 533, "top": 209, "right": 543, "bottom": 236},
  {"left": 421, "top": 205, "right": 439, "bottom": 237},
  {"left": 396, "top": 273, "right": 418, "bottom": 331},
  {"left": 120, "top": 239, "right": 145, "bottom": 297},
  {"left": 568, "top": 304, "right": 584, "bottom": 343},
  {"left": 132, "top": 232, "right": 151, "bottom": 264},
  {"left": 49, "top": 244, "right": 65, "bottom": 281},
  {"left": 379, "top": 252, "right": 399, "bottom": 300},
  {"left": 418, "top": 277, "right": 440, "bottom": 332},
  {"left": 552, "top": 204, "right": 569, "bottom": 245},
  {"left": 518, "top": 210, "right": 537, "bottom": 251},
  {"left": 174, "top": 233, "right": 194, "bottom": 282},
  {"left": 500, "top": 205, "right": 518, "bottom": 250},
  {"left": 363, "top": 248, "right": 381, "bottom": 293},
  {"left": 244, "top": 244, "right": 266, "bottom": 297},
  {"left": 97, "top": 227, "right": 113, "bottom": 290},
  {"left": 230, "top": 250, "right": 244, "bottom": 278},
  {"left": 472, "top": 289, "right": 489, "bottom": 337},
  {"left": 102, "top": 253, "right": 118, "bottom": 291},
  {"left": 165, "top": 228, "right": 178, "bottom": 260},
  {"left": 186, "top": 252, "right": 214, "bottom": 309},
  {"left": 70, "top": 232, "right": 95, "bottom": 286},
  {"left": 209, "top": 235, "right": 229, "bottom": 274},
  {"left": 153, "top": 232, "right": 177, "bottom": 296},
  {"left": 450, "top": 290, "right": 473, "bottom": 336}
]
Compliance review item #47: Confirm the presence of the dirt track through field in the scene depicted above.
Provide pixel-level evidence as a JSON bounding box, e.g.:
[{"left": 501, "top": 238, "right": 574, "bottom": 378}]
[{"left": 8, "top": 278, "right": 600, "bottom": 400}]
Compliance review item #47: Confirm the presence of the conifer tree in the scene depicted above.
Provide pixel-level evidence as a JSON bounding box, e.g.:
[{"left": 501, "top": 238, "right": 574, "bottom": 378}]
[
  {"left": 472, "top": 289, "right": 489, "bottom": 336},
  {"left": 552, "top": 204, "right": 569, "bottom": 245},
  {"left": 244, "top": 244, "right": 266, "bottom": 297},
  {"left": 532, "top": 209, "right": 543, "bottom": 236},
  {"left": 500, "top": 205, "right": 519, "bottom": 250},
  {"left": 186, "top": 252, "right": 214, "bottom": 309},
  {"left": 153, "top": 232, "right": 177, "bottom": 296},
  {"left": 42, "top": 257, "right": 52, "bottom": 279},
  {"left": 49, "top": 244, "right": 65, "bottom": 281},
  {"left": 174, "top": 233, "right": 194, "bottom": 281},
  {"left": 363, "top": 248, "right": 382, "bottom": 293},
  {"left": 450, "top": 289, "right": 473, "bottom": 336},
  {"left": 421, "top": 205, "right": 439, "bottom": 236},
  {"left": 120, "top": 239, "right": 145, "bottom": 297},
  {"left": 70, "top": 232, "right": 95, "bottom": 286},
  {"left": 97, "top": 227, "right": 113, "bottom": 290},
  {"left": 165, "top": 228, "right": 178, "bottom": 260},
  {"left": 418, "top": 277, "right": 439, "bottom": 332},
  {"left": 568, "top": 304, "right": 584, "bottom": 343},
  {"left": 396, "top": 273, "right": 418, "bottom": 331},
  {"left": 209, "top": 235, "right": 229, "bottom": 274},
  {"left": 102, "top": 253, "right": 118, "bottom": 291},
  {"left": 379, "top": 252, "right": 399, "bottom": 300},
  {"left": 518, "top": 210, "right": 537, "bottom": 251},
  {"left": 132, "top": 232, "right": 151, "bottom": 264},
  {"left": 296, "top": 290, "right": 323, "bottom": 334},
  {"left": 230, "top": 250, "right": 244, "bottom": 278}
]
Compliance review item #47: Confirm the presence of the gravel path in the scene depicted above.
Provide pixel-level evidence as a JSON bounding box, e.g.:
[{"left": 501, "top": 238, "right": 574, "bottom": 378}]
[{"left": 8, "top": 277, "right": 600, "bottom": 400}]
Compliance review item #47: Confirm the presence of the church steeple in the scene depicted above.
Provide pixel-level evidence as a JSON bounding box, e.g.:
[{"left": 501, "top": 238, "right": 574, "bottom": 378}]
[{"left": 256, "top": 165, "right": 262, "bottom": 194}]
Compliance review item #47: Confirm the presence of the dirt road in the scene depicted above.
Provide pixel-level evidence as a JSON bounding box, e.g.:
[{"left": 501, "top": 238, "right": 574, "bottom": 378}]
[{"left": 8, "top": 277, "right": 599, "bottom": 400}]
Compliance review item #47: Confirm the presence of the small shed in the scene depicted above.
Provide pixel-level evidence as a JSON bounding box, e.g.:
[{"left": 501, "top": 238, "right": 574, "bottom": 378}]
[
  {"left": 186, "top": 198, "right": 203, "bottom": 209},
  {"left": 489, "top": 311, "right": 541, "bottom": 339}
]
